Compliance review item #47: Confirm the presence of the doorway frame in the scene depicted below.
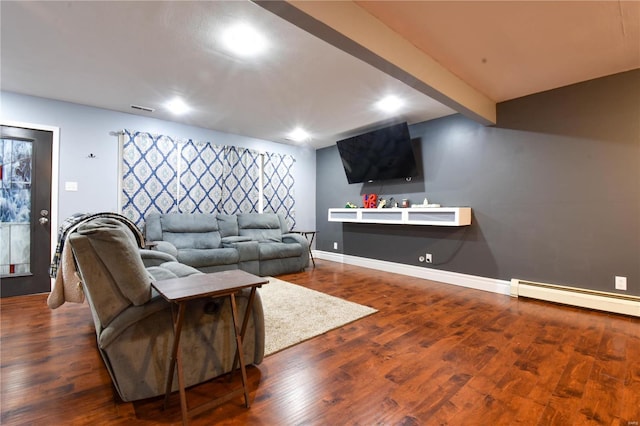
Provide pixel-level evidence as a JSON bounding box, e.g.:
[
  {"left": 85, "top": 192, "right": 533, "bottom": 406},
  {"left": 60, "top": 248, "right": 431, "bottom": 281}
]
[{"left": 1, "top": 120, "right": 60, "bottom": 292}]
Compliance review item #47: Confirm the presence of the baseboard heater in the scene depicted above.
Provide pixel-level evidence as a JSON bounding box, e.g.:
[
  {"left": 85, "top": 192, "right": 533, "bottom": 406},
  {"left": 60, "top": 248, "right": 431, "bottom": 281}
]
[{"left": 510, "top": 279, "right": 640, "bottom": 317}]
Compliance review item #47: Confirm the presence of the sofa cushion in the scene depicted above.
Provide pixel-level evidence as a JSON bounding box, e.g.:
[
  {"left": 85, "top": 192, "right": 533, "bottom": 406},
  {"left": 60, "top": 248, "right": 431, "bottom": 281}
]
[
  {"left": 144, "top": 212, "right": 164, "bottom": 242},
  {"left": 147, "top": 261, "right": 203, "bottom": 280},
  {"left": 237, "top": 213, "right": 282, "bottom": 243},
  {"left": 159, "top": 213, "right": 218, "bottom": 233},
  {"left": 177, "top": 248, "right": 239, "bottom": 268},
  {"left": 146, "top": 266, "right": 180, "bottom": 281},
  {"left": 217, "top": 214, "right": 239, "bottom": 238},
  {"left": 258, "top": 242, "right": 303, "bottom": 260},
  {"left": 164, "top": 230, "right": 222, "bottom": 250},
  {"left": 158, "top": 213, "right": 222, "bottom": 249}
]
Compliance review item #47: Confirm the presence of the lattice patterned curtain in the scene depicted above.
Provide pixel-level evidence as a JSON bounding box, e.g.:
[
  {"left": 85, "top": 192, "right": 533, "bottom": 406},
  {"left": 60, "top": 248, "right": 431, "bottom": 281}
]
[
  {"left": 120, "top": 130, "right": 295, "bottom": 227},
  {"left": 221, "top": 146, "right": 261, "bottom": 214},
  {"left": 178, "top": 140, "right": 225, "bottom": 214},
  {"left": 263, "top": 152, "right": 296, "bottom": 230},
  {"left": 121, "top": 130, "right": 179, "bottom": 225}
]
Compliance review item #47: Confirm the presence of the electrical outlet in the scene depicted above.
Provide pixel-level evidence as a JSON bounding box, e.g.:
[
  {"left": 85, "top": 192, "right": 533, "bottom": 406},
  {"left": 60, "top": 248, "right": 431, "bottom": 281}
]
[
  {"left": 425, "top": 253, "right": 432, "bottom": 264},
  {"left": 333, "top": 242, "right": 338, "bottom": 250},
  {"left": 615, "top": 276, "right": 627, "bottom": 291}
]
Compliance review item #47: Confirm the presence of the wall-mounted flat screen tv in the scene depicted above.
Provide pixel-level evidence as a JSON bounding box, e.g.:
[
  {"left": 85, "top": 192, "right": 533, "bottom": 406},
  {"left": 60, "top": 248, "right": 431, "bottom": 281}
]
[{"left": 336, "top": 122, "right": 419, "bottom": 184}]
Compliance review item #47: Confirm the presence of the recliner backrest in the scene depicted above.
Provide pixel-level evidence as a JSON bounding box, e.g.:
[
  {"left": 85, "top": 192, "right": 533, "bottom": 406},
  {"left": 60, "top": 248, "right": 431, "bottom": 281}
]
[
  {"left": 237, "top": 213, "right": 283, "bottom": 242},
  {"left": 147, "top": 212, "right": 223, "bottom": 249},
  {"left": 217, "top": 214, "right": 239, "bottom": 237},
  {"left": 69, "top": 218, "right": 153, "bottom": 329}
]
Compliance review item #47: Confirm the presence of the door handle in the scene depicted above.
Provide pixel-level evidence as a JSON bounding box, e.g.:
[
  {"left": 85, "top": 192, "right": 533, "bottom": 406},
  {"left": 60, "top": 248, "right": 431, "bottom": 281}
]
[{"left": 39, "top": 209, "right": 49, "bottom": 225}]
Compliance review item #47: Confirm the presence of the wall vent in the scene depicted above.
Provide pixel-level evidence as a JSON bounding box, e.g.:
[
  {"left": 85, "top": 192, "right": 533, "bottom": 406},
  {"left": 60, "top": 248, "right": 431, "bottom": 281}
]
[
  {"left": 511, "top": 279, "right": 639, "bottom": 317},
  {"left": 130, "top": 104, "right": 155, "bottom": 112}
]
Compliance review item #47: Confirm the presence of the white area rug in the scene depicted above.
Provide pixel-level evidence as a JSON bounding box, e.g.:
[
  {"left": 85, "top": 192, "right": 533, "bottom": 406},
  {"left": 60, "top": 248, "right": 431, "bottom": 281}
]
[{"left": 259, "top": 277, "right": 378, "bottom": 356}]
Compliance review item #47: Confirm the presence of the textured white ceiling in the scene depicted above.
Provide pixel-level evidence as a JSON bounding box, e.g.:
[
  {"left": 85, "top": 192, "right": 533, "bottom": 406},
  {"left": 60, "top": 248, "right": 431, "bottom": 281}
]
[
  {"left": 2, "top": 1, "right": 638, "bottom": 149},
  {"left": 0, "top": 1, "right": 453, "bottom": 148}
]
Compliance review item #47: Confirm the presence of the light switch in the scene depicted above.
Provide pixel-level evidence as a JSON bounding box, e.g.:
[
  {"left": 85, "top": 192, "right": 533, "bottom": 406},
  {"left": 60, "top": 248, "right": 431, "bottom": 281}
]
[{"left": 65, "top": 181, "right": 78, "bottom": 191}]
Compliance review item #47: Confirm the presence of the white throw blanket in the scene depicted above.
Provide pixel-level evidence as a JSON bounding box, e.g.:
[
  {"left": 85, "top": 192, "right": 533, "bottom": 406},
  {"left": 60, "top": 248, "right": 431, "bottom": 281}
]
[
  {"left": 46, "top": 212, "right": 144, "bottom": 309},
  {"left": 47, "top": 239, "right": 84, "bottom": 309}
]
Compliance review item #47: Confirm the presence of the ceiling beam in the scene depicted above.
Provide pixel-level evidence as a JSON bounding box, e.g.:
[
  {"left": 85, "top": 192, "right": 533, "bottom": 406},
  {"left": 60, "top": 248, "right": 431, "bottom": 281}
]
[{"left": 255, "top": 0, "right": 496, "bottom": 125}]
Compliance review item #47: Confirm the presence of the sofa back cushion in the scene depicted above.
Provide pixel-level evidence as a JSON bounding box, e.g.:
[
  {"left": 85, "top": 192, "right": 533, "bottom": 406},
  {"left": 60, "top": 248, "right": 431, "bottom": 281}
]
[
  {"left": 144, "top": 213, "right": 163, "bottom": 242},
  {"left": 217, "top": 214, "right": 239, "bottom": 238},
  {"left": 153, "top": 213, "right": 223, "bottom": 249},
  {"left": 237, "top": 213, "right": 282, "bottom": 243}
]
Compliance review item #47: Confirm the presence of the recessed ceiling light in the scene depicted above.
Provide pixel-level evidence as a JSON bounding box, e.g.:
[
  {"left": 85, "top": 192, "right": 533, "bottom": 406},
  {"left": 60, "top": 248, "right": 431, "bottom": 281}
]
[
  {"left": 376, "top": 95, "right": 404, "bottom": 113},
  {"left": 286, "top": 127, "right": 310, "bottom": 142},
  {"left": 165, "top": 97, "right": 190, "bottom": 115},
  {"left": 221, "top": 23, "right": 268, "bottom": 57}
]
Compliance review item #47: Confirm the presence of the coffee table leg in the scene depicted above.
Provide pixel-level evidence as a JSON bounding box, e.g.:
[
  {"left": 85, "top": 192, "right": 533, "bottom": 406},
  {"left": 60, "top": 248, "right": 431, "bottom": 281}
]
[
  {"left": 229, "top": 293, "right": 250, "bottom": 408},
  {"left": 164, "top": 302, "right": 189, "bottom": 425},
  {"left": 230, "top": 287, "right": 257, "bottom": 377}
]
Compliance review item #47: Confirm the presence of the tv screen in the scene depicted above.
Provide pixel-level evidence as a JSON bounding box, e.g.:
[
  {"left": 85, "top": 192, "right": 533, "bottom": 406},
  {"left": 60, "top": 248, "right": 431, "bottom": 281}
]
[{"left": 336, "top": 122, "right": 419, "bottom": 184}]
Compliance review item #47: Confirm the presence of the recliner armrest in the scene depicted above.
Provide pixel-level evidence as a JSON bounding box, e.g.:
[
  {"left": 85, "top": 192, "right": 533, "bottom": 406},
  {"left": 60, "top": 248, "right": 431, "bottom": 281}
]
[
  {"left": 222, "top": 238, "right": 259, "bottom": 261},
  {"left": 150, "top": 240, "right": 178, "bottom": 258},
  {"left": 221, "top": 236, "right": 253, "bottom": 244},
  {"left": 282, "top": 233, "right": 308, "bottom": 247},
  {"left": 139, "top": 249, "right": 178, "bottom": 267},
  {"left": 98, "top": 296, "right": 170, "bottom": 348}
]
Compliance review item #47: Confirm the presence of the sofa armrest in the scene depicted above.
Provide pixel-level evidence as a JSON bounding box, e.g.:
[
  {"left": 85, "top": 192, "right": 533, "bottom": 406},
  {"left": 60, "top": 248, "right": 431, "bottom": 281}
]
[
  {"left": 149, "top": 240, "right": 178, "bottom": 258},
  {"left": 98, "top": 296, "right": 170, "bottom": 348},
  {"left": 282, "top": 233, "right": 308, "bottom": 247},
  {"left": 139, "top": 249, "right": 178, "bottom": 267},
  {"left": 222, "top": 238, "right": 259, "bottom": 262},
  {"left": 221, "top": 236, "right": 253, "bottom": 244}
]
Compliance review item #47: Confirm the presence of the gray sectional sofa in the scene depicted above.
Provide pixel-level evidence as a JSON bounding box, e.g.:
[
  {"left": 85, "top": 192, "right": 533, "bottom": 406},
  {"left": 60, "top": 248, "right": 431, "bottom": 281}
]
[{"left": 144, "top": 212, "right": 309, "bottom": 276}]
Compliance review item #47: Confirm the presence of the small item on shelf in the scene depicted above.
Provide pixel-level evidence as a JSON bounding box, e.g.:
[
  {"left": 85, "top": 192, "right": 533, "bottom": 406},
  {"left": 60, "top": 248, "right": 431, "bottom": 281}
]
[
  {"left": 411, "top": 196, "right": 441, "bottom": 208},
  {"left": 377, "top": 198, "right": 387, "bottom": 208},
  {"left": 363, "top": 193, "right": 377, "bottom": 209},
  {"left": 386, "top": 197, "right": 395, "bottom": 208},
  {"left": 401, "top": 198, "right": 410, "bottom": 208},
  {"left": 345, "top": 202, "right": 357, "bottom": 208}
]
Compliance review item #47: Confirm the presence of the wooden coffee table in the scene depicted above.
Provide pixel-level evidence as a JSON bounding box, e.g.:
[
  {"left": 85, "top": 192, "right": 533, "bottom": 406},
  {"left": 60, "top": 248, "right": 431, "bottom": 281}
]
[{"left": 152, "top": 269, "right": 269, "bottom": 425}]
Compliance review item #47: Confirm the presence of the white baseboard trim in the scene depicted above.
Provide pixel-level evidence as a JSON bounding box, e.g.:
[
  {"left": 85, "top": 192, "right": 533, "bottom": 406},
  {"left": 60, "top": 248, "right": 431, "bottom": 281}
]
[{"left": 313, "top": 250, "right": 511, "bottom": 295}]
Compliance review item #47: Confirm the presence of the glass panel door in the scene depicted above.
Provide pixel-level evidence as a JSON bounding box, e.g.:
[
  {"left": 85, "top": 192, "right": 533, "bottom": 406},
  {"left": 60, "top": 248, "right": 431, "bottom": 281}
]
[{"left": 0, "top": 138, "right": 33, "bottom": 276}]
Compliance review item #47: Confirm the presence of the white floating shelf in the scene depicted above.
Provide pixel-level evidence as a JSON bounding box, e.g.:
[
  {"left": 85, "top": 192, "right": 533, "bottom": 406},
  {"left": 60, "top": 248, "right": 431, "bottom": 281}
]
[{"left": 328, "top": 207, "right": 472, "bottom": 226}]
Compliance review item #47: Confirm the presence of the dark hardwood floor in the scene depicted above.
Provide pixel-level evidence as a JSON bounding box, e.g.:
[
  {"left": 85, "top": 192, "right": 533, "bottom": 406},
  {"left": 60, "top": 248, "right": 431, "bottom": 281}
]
[{"left": 1, "top": 260, "right": 639, "bottom": 425}]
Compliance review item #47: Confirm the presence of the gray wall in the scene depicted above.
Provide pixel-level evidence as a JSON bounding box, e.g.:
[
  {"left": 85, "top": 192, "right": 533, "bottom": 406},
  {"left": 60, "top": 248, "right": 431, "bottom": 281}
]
[
  {"left": 316, "top": 70, "right": 639, "bottom": 296},
  {"left": 1, "top": 91, "right": 317, "bottom": 231}
]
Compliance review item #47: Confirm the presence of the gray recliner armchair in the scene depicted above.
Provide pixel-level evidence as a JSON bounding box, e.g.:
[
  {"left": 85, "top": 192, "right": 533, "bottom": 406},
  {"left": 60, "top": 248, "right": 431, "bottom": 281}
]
[{"left": 68, "top": 217, "right": 265, "bottom": 402}]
